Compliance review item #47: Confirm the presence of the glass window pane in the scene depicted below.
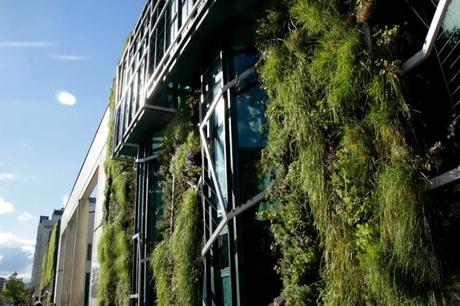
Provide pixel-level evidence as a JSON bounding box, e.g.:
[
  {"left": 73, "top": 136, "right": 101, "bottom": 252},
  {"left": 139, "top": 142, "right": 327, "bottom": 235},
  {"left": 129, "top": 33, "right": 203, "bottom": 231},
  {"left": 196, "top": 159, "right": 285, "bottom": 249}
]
[
  {"left": 213, "top": 99, "right": 228, "bottom": 209},
  {"left": 221, "top": 276, "right": 232, "bottom": 306},
  {"left": 217, "top": 233, "right": 229, "bottom": 269},
  {"left": 444, "top": 0, "right": 460, "bottom": 35},
  {"left": 233, "top": 51, "right": 258, "bottom": 75},
  {"left": 236, "top": 86, "right": 267, "bottom": 148},
  {"left": 204, "top": 55, "right": 223, "bottom": 104}
]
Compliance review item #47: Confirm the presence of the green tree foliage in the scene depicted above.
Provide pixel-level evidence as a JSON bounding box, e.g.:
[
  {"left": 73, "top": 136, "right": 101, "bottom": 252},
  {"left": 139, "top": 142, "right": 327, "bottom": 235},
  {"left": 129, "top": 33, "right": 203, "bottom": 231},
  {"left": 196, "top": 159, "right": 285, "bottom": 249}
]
[
  {"left": 2, "top": 273, "right": 29, "bottom": 306},
  {"left": 257, "top": 0, "right": 439, "bottom": 304},
  {"left": 97, "top": 85, "right": 136, "bottom": 306},
  {"left": 39, "top": 222, "right": 60, "bottom": 304}
]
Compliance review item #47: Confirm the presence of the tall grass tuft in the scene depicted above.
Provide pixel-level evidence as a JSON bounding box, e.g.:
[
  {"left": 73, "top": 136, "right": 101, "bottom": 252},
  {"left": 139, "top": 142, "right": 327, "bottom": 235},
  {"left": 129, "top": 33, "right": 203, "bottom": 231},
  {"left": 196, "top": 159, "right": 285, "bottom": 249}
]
[
  {"left": 171, "top": 188, "right": 201, "bottom": 306},
  {"left": 152, "top": 240, "right": 173, "bottom": 306},
  {"left": 150, "top": 101, "right": 202, "bottom": 305},
  {"left": 257, "top": 0, "right": 440, "bottom": 304},
  {"left": 97, "top": 83, "right": 136, "bottom": 306}
]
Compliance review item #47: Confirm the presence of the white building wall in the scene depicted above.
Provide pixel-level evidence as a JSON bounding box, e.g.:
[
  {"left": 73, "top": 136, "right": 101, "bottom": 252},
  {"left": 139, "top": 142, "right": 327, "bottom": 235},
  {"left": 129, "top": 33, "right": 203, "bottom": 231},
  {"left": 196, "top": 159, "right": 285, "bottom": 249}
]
[
  {"left": 54, "top": 108, "right": 109, "bottom": 306},
  {"left": 88, "top": 165, "right": 107, "bottom": 306}
]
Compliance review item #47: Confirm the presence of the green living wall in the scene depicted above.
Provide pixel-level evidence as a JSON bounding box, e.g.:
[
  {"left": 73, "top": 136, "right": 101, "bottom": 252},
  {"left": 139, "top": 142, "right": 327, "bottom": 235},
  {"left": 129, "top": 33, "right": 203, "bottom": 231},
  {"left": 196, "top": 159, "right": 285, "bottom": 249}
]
[
  {"left": 97, "top": 85, "right": 136, "bottom": 306},
  {"left": 151, "top": 101, "right": 203, "bottom": 306},
  {"left": 257, "top": 0, "right": 441, "bottom": 305},
  {"left": 40, "top": 222, "right": 60, "bottom": 304}
]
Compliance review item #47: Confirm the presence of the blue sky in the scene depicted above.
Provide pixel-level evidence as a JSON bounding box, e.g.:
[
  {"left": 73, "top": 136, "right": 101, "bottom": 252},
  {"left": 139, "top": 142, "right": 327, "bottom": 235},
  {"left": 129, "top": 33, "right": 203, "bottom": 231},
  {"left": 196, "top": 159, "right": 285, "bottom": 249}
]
[{"left": 0, "top": 0, "right": 146, "bottom": 280}]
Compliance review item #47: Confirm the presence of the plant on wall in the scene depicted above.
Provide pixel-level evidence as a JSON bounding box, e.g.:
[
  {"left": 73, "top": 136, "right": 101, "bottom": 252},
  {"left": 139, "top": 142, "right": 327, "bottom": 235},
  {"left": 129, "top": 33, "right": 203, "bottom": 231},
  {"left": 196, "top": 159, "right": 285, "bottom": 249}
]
[
  {"left": 97, "top": 84, "right": 136, "bottom": 306},
  {"left": 40, "top": 222, "right": 60, "bottom": 304},
  {"left": 257, "top": 0, "right": 440, "bottom": 304},
  {"left": 151, "top": 100, "right": 202, "bottom": 306}
]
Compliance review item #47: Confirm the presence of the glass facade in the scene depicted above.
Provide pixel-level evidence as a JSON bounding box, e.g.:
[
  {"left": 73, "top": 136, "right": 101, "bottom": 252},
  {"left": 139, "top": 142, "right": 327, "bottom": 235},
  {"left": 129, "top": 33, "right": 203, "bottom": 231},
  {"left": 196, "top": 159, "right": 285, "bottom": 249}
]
[
  {"left": 131, "top": 136, "right": 164, "bottom": 306},
  {"left": 113, "top": 0, "right": 211, "bottom": 154},
  {"left": 126, "top": 42, "right": 280, "bottom": 306},
  {"left": 121, "top": 1, "right": 281, "bottom": 305},
  {"left": 439, "top": 0, "right": 460, "bottom": 116},
  {"left": 200, "top": 46, "right": 280, "bottom": 306}
]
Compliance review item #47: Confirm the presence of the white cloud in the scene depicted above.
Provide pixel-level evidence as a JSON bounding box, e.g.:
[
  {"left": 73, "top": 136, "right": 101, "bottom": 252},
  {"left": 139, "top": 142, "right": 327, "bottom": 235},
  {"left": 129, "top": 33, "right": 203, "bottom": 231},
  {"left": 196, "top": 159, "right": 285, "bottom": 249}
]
[
  {"left": 56, "top": 90, "right": 77, "bottom": 106},
  {"left": 0, "top": 41, "right": 56, "bottom": 48},
  {"left": 16, "top": 264, "right": 33, "bottom": 281},
  {"left": 0, "top": 233, "right": 34, "bottom": 258},
  {"left": 20, "top": 246, "right": 35, "bottom": 259},
  {"left": 0, "top": 198, "right": 14, "bottom": 215},
  {"left": 17, "top": 213, "right": 33, "bottom": 222},
  {"left": 0, "top": 173, "right": 15, "bottom": 181},
  {"left": 62, "top": 194, "right": 69, "bottom": 207},
  {"left": 0, "top": 256, "right": 3, "bottom": 264},
  {"left": 0, "top": 233, "right": 35, "bottom": 281},
  {"left": 49, "top": 54, "right": 91, "bottom": 61}
]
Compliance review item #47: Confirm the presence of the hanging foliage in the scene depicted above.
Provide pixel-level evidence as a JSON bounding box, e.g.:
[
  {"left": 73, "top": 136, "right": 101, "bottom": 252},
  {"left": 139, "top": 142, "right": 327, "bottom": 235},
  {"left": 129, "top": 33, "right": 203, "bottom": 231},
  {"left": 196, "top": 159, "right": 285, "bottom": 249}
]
[
  {"left": 257, "top": 0, "right": 440, "bottom": 304},
  {"left": 40, "top": 222, "right": 60, "bottom": 304},
  {"left": 151, "top": 100, "right": 202, "bottom": 306},
  {"left": 97, "top": 84, "right": 136, "bottom": 306}
]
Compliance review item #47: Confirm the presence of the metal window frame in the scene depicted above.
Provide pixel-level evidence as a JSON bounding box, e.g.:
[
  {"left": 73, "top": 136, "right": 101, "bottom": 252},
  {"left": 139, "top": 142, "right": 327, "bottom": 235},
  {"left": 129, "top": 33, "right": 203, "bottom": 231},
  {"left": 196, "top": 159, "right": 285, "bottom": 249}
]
[
  {"left": 199, "top": 63, "right": 270, "bottom": 257},
  {"left": 429, "top": 165, "right": 460, "bottom": 189},
  {"left": 402, "top": 0, "right": 452, "bottom": 72},
  {"left": 131, "top": 138, "right": 163, "bottom": 306}
]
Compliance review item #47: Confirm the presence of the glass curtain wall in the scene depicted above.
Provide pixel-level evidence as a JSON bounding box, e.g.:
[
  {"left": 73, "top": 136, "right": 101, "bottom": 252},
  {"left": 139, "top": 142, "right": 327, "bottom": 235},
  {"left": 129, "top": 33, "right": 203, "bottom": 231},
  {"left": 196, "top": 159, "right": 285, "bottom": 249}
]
[
  {"left": 230, "top": 48, "right": 279, "bottom": 306},
  {"left": 201, "top": 44, "right": 280, "bottom": 305},
  {"left": 201, "top": 51, "right": 234, "bottom": 306},
  {"left": 131, "top": 136, "right": 163, "bottom": 306}
]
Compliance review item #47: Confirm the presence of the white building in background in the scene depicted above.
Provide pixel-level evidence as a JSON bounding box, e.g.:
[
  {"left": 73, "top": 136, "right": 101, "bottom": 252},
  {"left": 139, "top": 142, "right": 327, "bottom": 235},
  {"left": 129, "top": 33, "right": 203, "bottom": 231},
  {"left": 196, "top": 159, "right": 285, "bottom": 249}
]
[
  {"left": 30, "top": 209, "right": 63, "bottom": 301},
  {"left": 54, "top": 108, "right": 108, "bottom": 306}
]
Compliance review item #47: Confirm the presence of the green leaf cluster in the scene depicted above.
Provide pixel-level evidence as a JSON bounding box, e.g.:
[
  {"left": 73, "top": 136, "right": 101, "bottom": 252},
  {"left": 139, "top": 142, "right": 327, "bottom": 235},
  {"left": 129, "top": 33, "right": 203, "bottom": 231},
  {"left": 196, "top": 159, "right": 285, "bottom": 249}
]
[{"left": 2, "top": 273, "right": 29, "bottom": 305}]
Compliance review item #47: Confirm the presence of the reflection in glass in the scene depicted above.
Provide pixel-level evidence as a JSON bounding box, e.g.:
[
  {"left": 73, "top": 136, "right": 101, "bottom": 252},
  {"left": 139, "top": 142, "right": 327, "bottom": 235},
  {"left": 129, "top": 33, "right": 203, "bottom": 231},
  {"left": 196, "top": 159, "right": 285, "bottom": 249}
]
[
  {"left": 213, "top": 99, "right": 228, "bottom": 210},
  {"left": 233, "top": 51, "right": 258, "bottom": 75},
  {"left": 236, "top": 86, "right": 267, "bottom": 148},
  {"left": 444, "top": 0, "right": 460, "bottom": 35},
  {"left": 217, "top": 233, "right": 229, "bottom": 269}
]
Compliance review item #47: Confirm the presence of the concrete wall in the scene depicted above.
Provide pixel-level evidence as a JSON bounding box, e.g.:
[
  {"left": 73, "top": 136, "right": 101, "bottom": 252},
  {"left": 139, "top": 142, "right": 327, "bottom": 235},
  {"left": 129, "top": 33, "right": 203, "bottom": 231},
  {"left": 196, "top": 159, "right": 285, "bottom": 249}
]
[{"left": 88, "top": 168, "right": 107, "bottom": 306}]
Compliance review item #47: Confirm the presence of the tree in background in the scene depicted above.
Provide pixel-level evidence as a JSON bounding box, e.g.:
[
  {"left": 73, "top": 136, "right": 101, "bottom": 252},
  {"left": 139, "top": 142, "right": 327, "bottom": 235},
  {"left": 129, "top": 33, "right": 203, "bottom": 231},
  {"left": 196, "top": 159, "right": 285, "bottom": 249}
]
[{"left": 2, "top": 273, "right": 29, "bottom": 306}]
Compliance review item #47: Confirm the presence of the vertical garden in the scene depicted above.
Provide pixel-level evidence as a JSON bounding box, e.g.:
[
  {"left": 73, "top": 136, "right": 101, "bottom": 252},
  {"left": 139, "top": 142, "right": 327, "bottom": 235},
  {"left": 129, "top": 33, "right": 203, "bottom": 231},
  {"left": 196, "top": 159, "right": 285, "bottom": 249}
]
[
  {"left": 96, "top": 86, "right": 202, "bottom": 306},
  {"left": 40, "top": 222, "right": 60, "bottom": 305},
  {"left": 257, "top": 0, "right": 442, "bottom": 304},
  {"left": 94, "top": 0, "right": 460, "bottom": 304},
  {"left": 150, "top": 99, "right": 202, "bottom": 306},
  {"left": 97, "top": 85, "right": 136, "bottom": 306}
]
